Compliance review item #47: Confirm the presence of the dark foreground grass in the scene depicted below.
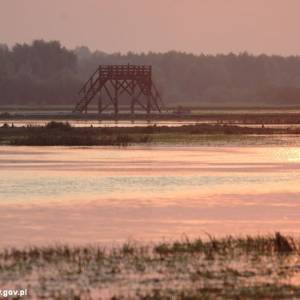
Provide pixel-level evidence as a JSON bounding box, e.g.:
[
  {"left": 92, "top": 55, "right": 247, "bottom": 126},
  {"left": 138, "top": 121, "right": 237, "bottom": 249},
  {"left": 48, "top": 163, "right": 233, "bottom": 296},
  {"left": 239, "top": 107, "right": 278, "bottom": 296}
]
[{"left": 1, "top": 233, "right": 300, "bottom": 299}]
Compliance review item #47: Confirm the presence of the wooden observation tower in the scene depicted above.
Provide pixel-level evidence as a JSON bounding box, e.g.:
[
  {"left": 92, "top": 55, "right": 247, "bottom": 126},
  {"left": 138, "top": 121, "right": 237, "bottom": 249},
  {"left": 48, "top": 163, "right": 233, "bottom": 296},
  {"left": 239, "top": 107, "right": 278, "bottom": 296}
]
[{"left": 73, "top": 64, "right": 164, "bottom": 118}]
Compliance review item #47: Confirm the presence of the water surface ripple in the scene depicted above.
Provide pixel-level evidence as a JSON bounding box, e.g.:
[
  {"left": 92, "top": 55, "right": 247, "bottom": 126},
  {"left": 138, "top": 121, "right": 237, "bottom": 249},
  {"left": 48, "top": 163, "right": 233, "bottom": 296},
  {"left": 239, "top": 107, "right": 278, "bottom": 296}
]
[{"left": 1, "top": 145, "right": 300, "bottom": 246}]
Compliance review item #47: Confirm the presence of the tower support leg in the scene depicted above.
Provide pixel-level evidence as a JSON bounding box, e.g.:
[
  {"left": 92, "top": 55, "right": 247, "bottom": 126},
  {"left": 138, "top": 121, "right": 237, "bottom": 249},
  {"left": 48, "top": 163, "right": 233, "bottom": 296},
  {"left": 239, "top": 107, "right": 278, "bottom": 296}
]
[
  {"left": 98, "top": 92, "right": 102, "bottom": 119},
  {"left": 114, "top": 99, "right": 119, "bottom": 121},
  {"left": 114, "top": 80, "right": 119, "bottom": 121},
  {"left": 147, "top": 95, "right": 151, "bottom": 122},
  {"left": 131, "top": 82, "right": 136, "bottom": 121}
]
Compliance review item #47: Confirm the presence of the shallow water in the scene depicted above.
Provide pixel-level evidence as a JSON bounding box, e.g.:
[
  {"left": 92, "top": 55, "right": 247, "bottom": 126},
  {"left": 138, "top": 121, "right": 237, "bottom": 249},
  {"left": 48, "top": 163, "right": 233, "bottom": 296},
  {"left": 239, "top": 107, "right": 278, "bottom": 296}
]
[
  {"left": 2, "top": 119, "right": 300, "bottom": 128},
  {"left": 1, "top": 145, "right": 300, "bottom": 247},
  {"left": 1, "top": 119, "right": 198, "bottom": 128}
]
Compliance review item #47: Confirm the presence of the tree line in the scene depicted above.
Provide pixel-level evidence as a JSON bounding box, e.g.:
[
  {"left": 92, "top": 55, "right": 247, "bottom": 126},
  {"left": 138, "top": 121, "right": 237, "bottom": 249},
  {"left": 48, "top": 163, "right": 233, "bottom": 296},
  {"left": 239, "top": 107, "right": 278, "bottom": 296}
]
[{"left": 1, "top": 40, "right": 300, "bottom": 106}]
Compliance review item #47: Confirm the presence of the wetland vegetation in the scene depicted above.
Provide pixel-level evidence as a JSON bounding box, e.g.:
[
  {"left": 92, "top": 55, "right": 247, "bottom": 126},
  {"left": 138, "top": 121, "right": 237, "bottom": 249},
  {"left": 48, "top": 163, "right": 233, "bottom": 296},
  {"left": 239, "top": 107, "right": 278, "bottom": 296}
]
[
  {"left": 1, "top": 121, "right": 300, "bottom": 146},
  {"left": 1, "top": 233, "right": 300, "bottom": 299}
]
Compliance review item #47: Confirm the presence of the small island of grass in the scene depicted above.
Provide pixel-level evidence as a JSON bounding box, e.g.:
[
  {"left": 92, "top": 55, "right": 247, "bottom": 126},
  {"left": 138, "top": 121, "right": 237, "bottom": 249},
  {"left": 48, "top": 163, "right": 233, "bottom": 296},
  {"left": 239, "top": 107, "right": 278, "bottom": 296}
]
[{"left": 1, "top": 121, "right": 300, "bottom": 146}]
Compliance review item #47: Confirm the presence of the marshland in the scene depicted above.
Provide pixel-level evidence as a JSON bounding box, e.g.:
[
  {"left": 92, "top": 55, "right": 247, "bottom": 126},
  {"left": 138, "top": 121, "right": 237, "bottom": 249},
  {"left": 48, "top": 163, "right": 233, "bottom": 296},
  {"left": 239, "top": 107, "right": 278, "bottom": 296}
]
[
  {"left": 3, "top": 8, "right": 300, "bottom": 298},
  {"left": 1, "top": 233, "right": 300, "bottom": 299},
  {"left": 1, "top": 114, "right": 300, "bottom": 300},
  {"left": 1, "top": 120, "right": 300, "bottom": 146},
  {"left": 1, "top": 115, "right": 300, "bottom": 299}
]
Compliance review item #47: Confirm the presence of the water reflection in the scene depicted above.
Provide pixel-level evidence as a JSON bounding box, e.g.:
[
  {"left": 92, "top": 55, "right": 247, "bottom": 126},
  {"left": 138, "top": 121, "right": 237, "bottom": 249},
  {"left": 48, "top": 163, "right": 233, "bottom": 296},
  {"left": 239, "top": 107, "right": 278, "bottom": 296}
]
[
  {"left": 0, "top": 145, "right": 300, "bottom": 246},
  {"left": 2, "top": 119, "right": 300, "bottom": 128}
]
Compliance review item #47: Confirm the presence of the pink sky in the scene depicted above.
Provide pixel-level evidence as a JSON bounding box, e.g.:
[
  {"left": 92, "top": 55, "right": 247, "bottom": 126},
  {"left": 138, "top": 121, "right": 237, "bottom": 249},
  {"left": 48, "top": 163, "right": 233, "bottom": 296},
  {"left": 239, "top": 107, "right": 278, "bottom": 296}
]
[{"left": 1, "top": 0, "right": 300, "bottom": 55}]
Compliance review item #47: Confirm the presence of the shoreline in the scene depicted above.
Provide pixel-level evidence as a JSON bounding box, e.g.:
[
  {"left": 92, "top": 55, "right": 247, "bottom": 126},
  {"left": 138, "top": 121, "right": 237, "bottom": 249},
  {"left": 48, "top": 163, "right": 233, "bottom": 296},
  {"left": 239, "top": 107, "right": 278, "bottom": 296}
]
[{"left": 1, "top": 121, "right": 300, "bottom": 146}]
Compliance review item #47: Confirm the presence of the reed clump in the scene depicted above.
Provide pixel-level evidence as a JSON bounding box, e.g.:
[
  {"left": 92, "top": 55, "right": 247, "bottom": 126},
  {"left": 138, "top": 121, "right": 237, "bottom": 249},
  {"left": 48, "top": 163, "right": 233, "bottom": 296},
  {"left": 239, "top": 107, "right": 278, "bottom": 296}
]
[
  {"left": 45, "top": 121, "right": 72, "bottom": 131},
  {"left": 154, "top": 232, "right": 297, "bottom": 257}
]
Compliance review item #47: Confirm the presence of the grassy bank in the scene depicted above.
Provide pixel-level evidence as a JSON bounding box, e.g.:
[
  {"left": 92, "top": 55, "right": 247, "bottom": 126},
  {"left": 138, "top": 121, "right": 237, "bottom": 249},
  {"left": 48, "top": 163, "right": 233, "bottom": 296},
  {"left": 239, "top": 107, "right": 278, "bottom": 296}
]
[
  {"left": 0, "top": 122, "right": 151, "bottom": 146},
  {"left": 1, "top": 233, "right": 300, "bottom": 299},
  {"left": 1, "top": 121, "right": 300, "bottom": 146}
]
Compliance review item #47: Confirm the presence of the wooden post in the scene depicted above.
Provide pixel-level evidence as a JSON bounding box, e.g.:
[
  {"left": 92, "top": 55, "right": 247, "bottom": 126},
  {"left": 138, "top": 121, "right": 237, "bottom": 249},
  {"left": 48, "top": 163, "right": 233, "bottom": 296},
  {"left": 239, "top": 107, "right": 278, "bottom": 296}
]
[
  {"left": 98, "top": 91, "right": 102, "bottom": 118},
  {"left": 131, "top": 81, "right": 136, "bottom": 120},
  {"left": 114, "top": 80, "right": 119, "bottom": 121},
  {"left": 147, "top": 95, "right": 151, "bottom": 121}
]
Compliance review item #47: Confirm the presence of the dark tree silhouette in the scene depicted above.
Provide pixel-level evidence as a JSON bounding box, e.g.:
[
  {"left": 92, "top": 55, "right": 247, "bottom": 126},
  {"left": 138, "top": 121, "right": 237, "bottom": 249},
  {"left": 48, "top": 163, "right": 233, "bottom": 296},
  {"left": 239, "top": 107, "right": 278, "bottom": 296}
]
[{"left": 1, "top": 40, "right": 300, "bottom": 106}]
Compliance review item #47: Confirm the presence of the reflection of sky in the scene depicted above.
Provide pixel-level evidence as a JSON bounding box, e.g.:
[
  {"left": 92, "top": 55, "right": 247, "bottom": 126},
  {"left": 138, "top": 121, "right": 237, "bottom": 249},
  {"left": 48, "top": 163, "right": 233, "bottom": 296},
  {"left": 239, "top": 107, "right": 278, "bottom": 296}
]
[
  {"left": 3, "top": 119, "right": 300, "bottom": 129},
  {"left": 1, "top": 173, "right": 299, "bottom": 203},
  {"left": 1, "top": 146, "right": 300, "bottom": 246},
  {"left": 1, "top": 145, "right": 300, "bottom": 203}
]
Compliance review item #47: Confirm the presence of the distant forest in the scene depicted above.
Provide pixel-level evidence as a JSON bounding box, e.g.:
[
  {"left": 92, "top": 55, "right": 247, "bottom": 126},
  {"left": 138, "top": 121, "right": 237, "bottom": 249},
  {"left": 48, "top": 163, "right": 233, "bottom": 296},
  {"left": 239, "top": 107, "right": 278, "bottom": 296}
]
[{"left": 1, "top": 40, "right": 300, "bottom": 106}]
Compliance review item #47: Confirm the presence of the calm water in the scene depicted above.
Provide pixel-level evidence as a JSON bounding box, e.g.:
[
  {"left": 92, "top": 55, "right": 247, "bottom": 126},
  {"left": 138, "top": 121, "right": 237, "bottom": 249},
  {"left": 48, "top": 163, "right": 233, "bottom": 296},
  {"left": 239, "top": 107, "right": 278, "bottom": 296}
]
[
  {"left": 1, "top": 145, "right": 300, "bottom": 247},
  {"left": 0, "top": 119, "right": 198, "bottom": 128},
  {"left": 2, "top": 119, "right": 300, "bottom": 128}
]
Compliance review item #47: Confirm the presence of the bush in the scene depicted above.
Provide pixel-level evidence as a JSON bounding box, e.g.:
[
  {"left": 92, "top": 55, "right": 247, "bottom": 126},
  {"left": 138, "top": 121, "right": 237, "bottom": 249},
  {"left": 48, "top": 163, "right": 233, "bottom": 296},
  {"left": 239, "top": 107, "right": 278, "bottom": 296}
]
[{"left": 45, "top": 121, "right": 72, "bottom": 131}]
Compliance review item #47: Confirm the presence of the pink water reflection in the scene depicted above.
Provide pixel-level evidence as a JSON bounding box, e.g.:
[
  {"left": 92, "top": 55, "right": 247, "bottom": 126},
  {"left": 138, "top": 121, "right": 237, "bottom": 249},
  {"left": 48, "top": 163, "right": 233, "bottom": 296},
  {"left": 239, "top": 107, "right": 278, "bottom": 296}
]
[{"left": 1, "top": 145, "right": 300, "bottom": 247}]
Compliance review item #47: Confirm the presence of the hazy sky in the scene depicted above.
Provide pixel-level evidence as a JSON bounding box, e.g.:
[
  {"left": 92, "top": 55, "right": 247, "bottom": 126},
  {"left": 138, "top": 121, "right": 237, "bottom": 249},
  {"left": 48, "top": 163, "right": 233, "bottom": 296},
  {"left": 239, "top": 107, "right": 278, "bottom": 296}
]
[{"left": 1, "top": 0, "right": 300, "bottom": 55}]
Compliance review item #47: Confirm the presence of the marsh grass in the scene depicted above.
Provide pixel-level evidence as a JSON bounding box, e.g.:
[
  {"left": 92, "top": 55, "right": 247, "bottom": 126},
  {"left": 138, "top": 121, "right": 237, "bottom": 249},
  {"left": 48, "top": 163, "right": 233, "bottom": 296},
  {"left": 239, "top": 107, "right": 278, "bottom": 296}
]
[
  {"left": 1, "top": 233, "right": 300, "bottom": 299},
  {"left": 1, "top": 121, "right": 300, "bottom": 146},
  {"left": 154, "top": 233, "right": 297, "bottom": 257},
  {"left": 10, "top": 134, "right": 137, "bottom": 146},
  {"left": 4, "top": 122, "right": 151, "bottom": 146}
]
